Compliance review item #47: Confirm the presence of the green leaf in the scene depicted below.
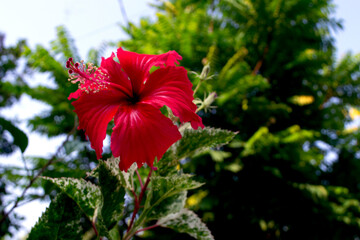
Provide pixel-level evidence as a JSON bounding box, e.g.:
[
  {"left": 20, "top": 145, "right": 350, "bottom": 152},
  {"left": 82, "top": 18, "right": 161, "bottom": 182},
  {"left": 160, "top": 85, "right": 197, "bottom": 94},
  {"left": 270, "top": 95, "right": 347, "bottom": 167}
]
[
  {"left": 149, "top": 191, "right": 187, "bottom": 220},
  {"left": 241, "top": 127, "right": 269, "bottom": 157},
  {"left": 98, "top": 159, "right": 126, "bottom": 229},
  {"left": 157, "top": 127, "right": 237, "bottom": 175},
  {"left": 109, "top": 226, "right": 121, "bottom": 240},
  {"left": 146, "top": 174, "right": 203, "bottom": 220},
  {"left": 208, "top": 150, "right": 232, "bottom": 162},
  {"left": 28, "top": 193, "right": 91, "bottom": 240},
  {"left": 95, "top": 214, "right": 113, "bottom": 240},
  {"left": 178, "top": 127, "right": 237, "bottom": 159},
  {"left": 157, "top": 208, "right": 214, "bottom": 240},
  {"left": 42, "top": 177, "right": 101, "bottom": 220},
  {"left": 99, "top": 157, "right": 137, "bottom": 190},
  {"left": 0, "top": 117, "right": 28, "bottom": 153},
  {"left": 85, "top": 156, "right": 137, "bottom": 190}
]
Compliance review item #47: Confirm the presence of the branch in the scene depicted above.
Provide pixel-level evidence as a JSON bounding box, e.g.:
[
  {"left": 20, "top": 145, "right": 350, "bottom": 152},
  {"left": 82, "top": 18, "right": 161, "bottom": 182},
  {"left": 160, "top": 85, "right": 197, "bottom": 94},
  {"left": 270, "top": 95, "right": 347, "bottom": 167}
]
[
  {"left": 134, "top": 224, "right": 159, "bottom": 235},
  {"left": 136, "top": 169, "right": 144, "bottom": 189},
  {"left": 21, "top": 153, "right": 31, "bottom": 180}
]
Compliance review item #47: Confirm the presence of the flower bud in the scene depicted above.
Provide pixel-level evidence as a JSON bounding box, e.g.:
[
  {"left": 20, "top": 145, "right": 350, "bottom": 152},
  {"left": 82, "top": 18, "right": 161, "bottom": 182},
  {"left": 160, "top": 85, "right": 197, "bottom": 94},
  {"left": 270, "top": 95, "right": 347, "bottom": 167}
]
[
  {"left": 199, "top": 64, "right": 211, "bottom": 80},
  {"left": 194, "top": 92, "right": 218, "bottom": 113},
  {"left": 203, "top": 92, "right": 217, "bottom": 108}
]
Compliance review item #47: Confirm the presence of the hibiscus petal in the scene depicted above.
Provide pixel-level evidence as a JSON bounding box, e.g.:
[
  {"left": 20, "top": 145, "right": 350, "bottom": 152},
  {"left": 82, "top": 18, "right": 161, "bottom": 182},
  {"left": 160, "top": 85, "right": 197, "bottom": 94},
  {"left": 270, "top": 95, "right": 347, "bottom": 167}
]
[
  {"left": 99, "top": 53, "right": 133, "bottom": 97},
  {"left": 116, "top": 48, "right": 182, "bottom": 95},
  {"left": 68, "top": 89, "right": 83, "bottom": 100},
  {"left": 140, "top": 66, "right": 204, "bottom": 129},
  {"left": 72, "top": 90, "right": 125, "bottom": 159},
  {"left": 111, "top": 103, "right": 182, "bottom": 171}
]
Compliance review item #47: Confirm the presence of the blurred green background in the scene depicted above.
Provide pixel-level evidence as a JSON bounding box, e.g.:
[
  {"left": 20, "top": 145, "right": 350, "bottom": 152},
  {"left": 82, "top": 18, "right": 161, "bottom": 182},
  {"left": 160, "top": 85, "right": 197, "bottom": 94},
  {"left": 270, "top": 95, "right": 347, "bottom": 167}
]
[{"left": 1, "top": 0, "right": 360, "bottom": 239}]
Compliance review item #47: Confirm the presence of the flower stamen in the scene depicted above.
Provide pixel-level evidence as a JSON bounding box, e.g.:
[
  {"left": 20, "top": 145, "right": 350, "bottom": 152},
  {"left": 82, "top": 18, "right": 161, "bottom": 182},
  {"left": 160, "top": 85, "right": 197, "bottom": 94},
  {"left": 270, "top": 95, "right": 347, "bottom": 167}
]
[{"left": 66, "top": 58, "right": 110, "bottom": 94}]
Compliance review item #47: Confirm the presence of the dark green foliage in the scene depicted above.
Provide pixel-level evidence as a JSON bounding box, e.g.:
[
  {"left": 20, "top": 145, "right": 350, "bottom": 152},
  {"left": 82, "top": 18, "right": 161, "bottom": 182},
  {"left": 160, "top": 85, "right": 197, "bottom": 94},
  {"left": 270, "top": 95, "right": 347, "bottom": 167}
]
[
  {"left": 28, "top": 193, "right": 92, "bottom": 240},
  {"left": 2, "top": 0, "right": 360, "bottom": 239},
  {"left": 2, "top": 23, "right": 221, "bottom": 239},
  {"left": 0, "top": 34, "right": 29, "bottom": 237},
  {"left": 98, "top": 159, "right": 126, "bottom": 229},
  {"left": 30, "top": 157, "right": 211, "bottom": 239},
  {"left": 0, "top": 27, "right": 101, "bottom": 238},
  {"left": 119, "top": 0, "right": 360, "bottom": 239},
  {"left": 0, "top": 34, "right": 28, "bottom": 155},
  {"left": 34, "top": 163, "right": 129, "bottom": 239},
  {"left": 176, "top": 127, "right": 237, "bottom": 160},
  {"left": 120, "top": 0, "right": 231, "bottom": 74},
  {"left": 0, "top": 34, "right": 26, "bottom": 107},
  {"left": 148, "top": 191, "right": 187, "bottom": 220},
  {"left": 0, "top": 117, "right": 28, "bottom": 153},
  {"left": 145, "top": 174, "right": 203, "bottom": 220},
  {"left": 90, "top": 157, "right": 137, "bottom": 191},
  {"left": 157, "top": 127, "right": 237, "bottom": 176},
  {"left": 42, "top": 177, "right": 101, "bottom": 220}
]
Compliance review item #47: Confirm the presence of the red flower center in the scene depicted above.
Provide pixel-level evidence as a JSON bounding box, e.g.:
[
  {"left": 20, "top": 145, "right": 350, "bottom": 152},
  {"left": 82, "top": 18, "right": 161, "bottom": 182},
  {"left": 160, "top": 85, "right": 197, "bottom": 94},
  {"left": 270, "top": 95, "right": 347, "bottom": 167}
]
[{"left": 128, "top": 93, "right": 140, "bottom": 105}]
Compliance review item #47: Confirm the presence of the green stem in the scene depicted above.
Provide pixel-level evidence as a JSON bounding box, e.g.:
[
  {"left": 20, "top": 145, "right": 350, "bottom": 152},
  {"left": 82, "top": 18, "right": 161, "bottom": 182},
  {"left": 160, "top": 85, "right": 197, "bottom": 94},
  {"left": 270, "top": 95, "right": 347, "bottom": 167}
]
[
  {"left": 124, "top": 168, "right": 153, "bottom": 240},
  {"left": 135, "top": 169, "right": 143, "bottom": 188},
  {"left": 195, "top": 104, "right": 204, "bottom": 113},
  {"left": 123, "top": 227, "right": 137, "bottom": 240},
  {"left": 91, "top": 221, "right": 103, "bottom": 240},
  {"left": 193, "top": 78, "right": 203, "bottom": 96},
  {"left": 134, "top": 224, "right": 159, "bottom": 235}
]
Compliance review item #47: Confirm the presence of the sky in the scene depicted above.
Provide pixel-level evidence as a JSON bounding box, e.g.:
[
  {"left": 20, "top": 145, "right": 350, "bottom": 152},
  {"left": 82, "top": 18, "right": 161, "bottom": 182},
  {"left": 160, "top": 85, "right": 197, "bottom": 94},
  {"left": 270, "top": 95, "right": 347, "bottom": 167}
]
[
  {"left": 0, "top": 0, "right": 157, "bottom": 57},
  {"left": 333, "top": 0, "right": 360, "bottom": 57},
  {"left": 0, "top": 0, "right": 359, "bottom": 239}
]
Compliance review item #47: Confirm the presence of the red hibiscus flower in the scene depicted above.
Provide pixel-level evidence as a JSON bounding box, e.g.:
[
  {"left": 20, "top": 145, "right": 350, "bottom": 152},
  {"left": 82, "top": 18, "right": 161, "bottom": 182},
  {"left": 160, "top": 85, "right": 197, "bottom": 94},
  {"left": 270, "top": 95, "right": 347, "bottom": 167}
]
[{"left": 66, "top": 48, "right": 204, "bottom": 171}]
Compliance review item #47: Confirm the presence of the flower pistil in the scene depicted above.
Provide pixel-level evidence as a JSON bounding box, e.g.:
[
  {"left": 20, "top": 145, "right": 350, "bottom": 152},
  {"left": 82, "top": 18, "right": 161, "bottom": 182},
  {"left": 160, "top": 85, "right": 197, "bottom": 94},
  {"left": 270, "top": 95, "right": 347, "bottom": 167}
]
[{"left": 66, "top": 57, "right": 110, "bottom": 94}]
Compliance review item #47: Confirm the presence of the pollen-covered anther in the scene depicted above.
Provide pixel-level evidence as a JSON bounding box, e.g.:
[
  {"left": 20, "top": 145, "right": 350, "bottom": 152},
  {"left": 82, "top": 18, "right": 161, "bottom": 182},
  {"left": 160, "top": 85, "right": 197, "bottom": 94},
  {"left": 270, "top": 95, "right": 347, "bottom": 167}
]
[{"left": 65, "top": 57, "right": 110, "bottom": 94}]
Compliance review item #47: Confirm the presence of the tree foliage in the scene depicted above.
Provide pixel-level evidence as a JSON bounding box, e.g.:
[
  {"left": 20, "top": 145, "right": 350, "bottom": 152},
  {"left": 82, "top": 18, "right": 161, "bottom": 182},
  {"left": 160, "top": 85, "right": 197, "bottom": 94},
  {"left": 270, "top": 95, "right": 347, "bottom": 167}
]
[
  {"left": 0, "top": 34, "right": 28, "bottom": 155},
  {"left": 0, "top": 34, "right": 28, "bottom": 238},
  {"left": 118, "top": 0, "right": 360, "bottom": 239},
  {"left": 0, "top": 28, "right": 101, "bottom": 238},
  {"left": 1, "top": 0, "right": 360, "bottom": 239}
]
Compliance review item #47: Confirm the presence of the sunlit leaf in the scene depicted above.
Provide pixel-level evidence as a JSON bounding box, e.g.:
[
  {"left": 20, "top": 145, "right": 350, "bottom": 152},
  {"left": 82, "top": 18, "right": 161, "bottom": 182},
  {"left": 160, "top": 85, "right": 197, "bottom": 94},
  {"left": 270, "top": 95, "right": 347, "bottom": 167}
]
[
  {"left": 98, "top": 159, "right": 126, "bottom": 229},
  {"left": 157, "top": 208, "right": 214, "bottom": 240},
  {"left": 42, "top": 177, "right": 101, "bottom": 220},
  {"left": 28, "top": 193, "right": 91, "bottom": 240}
]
